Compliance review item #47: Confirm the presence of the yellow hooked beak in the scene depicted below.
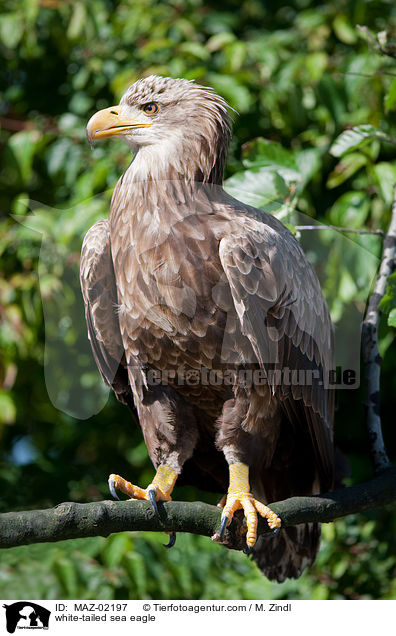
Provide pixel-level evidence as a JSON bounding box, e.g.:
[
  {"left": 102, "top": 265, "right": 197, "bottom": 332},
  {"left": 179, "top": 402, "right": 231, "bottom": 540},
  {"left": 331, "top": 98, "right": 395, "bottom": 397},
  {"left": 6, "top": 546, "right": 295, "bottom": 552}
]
[{"left": 86, "top": 106, "right": 152, "bottom": 143}]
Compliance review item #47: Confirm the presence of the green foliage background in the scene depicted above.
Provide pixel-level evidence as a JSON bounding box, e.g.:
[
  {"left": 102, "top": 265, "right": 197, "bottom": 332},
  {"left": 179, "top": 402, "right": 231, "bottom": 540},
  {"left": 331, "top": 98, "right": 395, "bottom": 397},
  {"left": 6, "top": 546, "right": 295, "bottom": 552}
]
[{"left": 1, "top": 0, "right": 396, "bottom": 599}]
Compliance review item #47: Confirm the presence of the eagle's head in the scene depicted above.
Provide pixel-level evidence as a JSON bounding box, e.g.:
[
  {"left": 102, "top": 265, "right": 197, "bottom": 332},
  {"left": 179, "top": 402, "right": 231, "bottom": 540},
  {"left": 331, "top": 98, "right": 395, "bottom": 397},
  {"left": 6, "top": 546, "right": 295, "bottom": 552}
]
[{"left": 86, "top": 75, "right": 232, "bottom": 183}]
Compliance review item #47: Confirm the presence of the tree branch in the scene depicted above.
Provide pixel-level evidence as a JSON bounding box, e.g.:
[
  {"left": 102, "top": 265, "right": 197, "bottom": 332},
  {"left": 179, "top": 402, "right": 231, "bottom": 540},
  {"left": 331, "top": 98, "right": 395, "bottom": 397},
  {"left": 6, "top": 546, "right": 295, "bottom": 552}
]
[
  {"left": 295, "top": 225, "right": 385, "bottom": 237},
  {"left": 1, "top": 467, "right": 395, "bottom": 550},
  {"left": 361, "top": 186, "right": 396, "bottom": 473}
]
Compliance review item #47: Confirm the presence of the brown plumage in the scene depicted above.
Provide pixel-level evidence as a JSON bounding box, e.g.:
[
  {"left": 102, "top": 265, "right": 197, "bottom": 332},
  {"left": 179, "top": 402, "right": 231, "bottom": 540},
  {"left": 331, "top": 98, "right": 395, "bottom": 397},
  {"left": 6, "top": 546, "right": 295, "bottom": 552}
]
[{"left": 81, "top": 75, "right": 334, "bottom": 581}]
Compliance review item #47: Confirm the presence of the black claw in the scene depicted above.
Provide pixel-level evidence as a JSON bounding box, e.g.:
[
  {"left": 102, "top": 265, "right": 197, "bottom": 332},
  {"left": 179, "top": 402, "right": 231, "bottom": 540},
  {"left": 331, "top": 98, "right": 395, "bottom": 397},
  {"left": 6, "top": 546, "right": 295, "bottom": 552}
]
[
  {"left": 219, "top": 515, "right": 228, "bottom": 540},
  {"left": 263, "top": 526, "right": 281, "bottom": 539},
  {"left": 108, "top": 476, "right": 120, "bottom": 500},
  {"left": 148, "top": 489, "right": 159, "bottom": 515},
  {"left": 163, "top": 532, "right": 176, "bottom": 549},
  {"left": 243, "top": 545, "right": 253, "bottom": 555}
]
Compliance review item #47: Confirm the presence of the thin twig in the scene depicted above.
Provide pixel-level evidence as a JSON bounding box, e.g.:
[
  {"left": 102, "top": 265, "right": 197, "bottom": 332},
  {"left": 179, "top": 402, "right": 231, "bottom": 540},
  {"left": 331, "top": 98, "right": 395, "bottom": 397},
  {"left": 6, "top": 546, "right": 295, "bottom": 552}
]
[
  {"left": 332, "top": 71, "right": 396, "bottom": 78},
  {"left": 357, "top": 25, "right": 396, "bottom": 60},
  {"left": 295, "top": 225, "right": 385, "bottom": 237},
  {"left": 361, "top": 186, "right": 396, "bottom": 473}
]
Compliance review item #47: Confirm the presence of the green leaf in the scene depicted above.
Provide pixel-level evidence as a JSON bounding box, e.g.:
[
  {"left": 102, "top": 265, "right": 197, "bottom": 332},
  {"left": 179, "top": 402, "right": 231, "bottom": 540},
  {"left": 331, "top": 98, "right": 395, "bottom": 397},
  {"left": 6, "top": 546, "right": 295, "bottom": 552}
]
[
  {"left": 385, "top": 78, "right": 396, "bottom": 112},
  {"left": 67, "top": 2, "right": 87, "bottom": 39},
  {"left": 332, "top": 559, "right": 348, "bottom": 579},
  {"left": 179, "top": 41, "right": 210, "bottom": 61},
  {"left": 240, "top": 138, "right": 318, "bottom": 194},
  {"left": 11, "top": 193, "right": 30, "bottom": 216},
  {"left": 338, "top": 268, "right": 357, "bottom": 302},
  {"left": 124, "top": 552, "right": 148, "bottom": 598},
  {"left": 327, "top": 152, "right": 368, "bottom": 189},
  {"left": 333, "top": 14, "right": 357, "bottom": 44},
  {"left": 8, "top": 130, "right": 41, "bottom": 183},
  {"left": 0, "top": 390, "right": 16, "bottom": 425},
  {"left": 111, "top": 70, "right": 139, "bottom": 100},
  {"left": 284, "top": 222, "right": 297, "bottom": 235},
  {"left": 53, "top": 557, "right": 79, "bottom": 597},
  {"left": 206, "top": 32, "right": 236, "bottom": 52},
  {"left": 388, "top": 308, "right": 396, "bottom": 328},
  {"left": 223, "top": 41, "right": 247, "bottom": 73},
  {"left": 242, "top": 138, "right": 297, "bottom": 170},
  {"left": 225, "top": 167, "right": 289, "bottom": 211},
  {"left": 305, "top": 52, "right": 328, "bottom": 81},
  {"left": 379, "top": 271, "right": 396, "bottom": 315},
  {"left": 294, "top": 148, "right": 322, "bottom": 188},
  {"left": 47, "top": 139, "right": 72, "bottom": 176},
  {"left": 102, "top": 533, "right": 132, "bottom": 568},
  {"left": 372, "top": 162, "right": 396, "bottom": 206},
  {"left": 330, "top": 125, "right": 381, "bottom": 157},
  {"left": 378, "top": 330, "right": 395, "bottom": 357},
  {"left": 68, "top": 91, "right": 94, "bottom": 116},
  {"left": 0, "top": 13, "right": 24, "bottom": 48},
  {"left": 329, "top": 191, "right": 370, "bottom": 229},
  {"left": 206, "top": 73, "right": 252, "bottom": 112},
  {"left": 311, "top": 583, "right": 329, "bottom": 600}
]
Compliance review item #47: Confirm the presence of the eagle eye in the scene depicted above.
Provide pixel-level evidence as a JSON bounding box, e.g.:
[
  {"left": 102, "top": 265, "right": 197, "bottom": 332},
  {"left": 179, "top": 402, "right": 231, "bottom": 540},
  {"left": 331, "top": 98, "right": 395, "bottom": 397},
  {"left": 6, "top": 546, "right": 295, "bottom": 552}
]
[{"left": 142, "top": 102, "right": 159, "bottom": 115}]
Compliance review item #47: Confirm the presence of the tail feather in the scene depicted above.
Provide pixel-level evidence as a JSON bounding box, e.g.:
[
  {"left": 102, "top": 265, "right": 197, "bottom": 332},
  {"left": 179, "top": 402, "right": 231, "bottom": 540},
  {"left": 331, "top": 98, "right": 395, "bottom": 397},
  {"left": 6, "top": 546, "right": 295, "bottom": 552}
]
[
  {"left": 252, "top": 522, "right": 321, "bottom": 582},
  {"left": 247, "top": 405, "right": 331, "bottom": 582}
]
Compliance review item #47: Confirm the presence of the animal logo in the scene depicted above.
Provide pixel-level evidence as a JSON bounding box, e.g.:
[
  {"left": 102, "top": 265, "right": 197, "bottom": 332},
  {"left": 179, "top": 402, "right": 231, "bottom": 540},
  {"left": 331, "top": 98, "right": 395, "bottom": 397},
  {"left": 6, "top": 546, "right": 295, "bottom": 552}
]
[{"left": 3, "top": 602, "right": 50, "bottom": 633}]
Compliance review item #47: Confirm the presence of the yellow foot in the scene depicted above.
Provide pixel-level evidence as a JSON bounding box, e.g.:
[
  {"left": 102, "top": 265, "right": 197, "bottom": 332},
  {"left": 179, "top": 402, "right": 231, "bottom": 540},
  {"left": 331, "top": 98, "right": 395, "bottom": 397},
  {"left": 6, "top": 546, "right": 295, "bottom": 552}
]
[
  {"left": 218, "top": 462, "right": 281, "bottom": 549},
  {"left": 108, "top": 465, "right": 178, "bottom": 514}
]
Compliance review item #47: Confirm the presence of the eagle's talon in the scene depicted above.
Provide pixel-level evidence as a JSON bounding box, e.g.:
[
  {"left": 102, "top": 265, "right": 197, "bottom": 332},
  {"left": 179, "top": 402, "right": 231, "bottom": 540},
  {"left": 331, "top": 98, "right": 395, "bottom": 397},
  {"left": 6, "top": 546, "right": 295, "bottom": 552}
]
[
  {"left": 163, "top": 532, "right": 176, "bottom": 549},
  {"left": 264, "top": 526, "right": 281, "bottom": 539},
  {"left": 243, "top": 545, "right": 253, "bottom": 555},
  {"left": 148, "top": 488, "right": 159, "bottom": 514},
  {"left": 219, "top": 515, "right": 229, "bottom": 540},
  {"left": 108, "top": 475, "right": 120, "bottom": 500},
  {"left": 107, "top": 467, "right": 177, "bottom": 509}
]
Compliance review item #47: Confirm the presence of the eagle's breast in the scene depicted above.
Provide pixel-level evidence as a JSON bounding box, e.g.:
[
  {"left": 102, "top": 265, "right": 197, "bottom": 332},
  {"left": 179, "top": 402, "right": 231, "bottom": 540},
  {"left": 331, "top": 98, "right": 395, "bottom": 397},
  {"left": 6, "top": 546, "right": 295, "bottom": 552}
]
[{"left": 110, "top": 206, "right": 241, "bottom": 375}]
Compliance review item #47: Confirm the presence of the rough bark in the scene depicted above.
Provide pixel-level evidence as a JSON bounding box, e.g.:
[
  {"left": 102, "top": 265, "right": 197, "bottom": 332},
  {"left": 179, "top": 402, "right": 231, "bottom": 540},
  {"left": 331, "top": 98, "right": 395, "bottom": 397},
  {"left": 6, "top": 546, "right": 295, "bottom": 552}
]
[
  {"left": 1, "top": 467, "right": 395, "bottom": 550},
  {"left": 361, "top": 186, "right": 396, "bottom": 472}
]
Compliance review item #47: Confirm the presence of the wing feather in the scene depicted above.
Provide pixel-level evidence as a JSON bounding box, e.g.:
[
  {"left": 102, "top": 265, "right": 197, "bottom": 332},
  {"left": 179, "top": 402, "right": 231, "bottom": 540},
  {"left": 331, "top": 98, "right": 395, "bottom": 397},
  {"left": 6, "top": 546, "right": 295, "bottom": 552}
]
[
  {"left": 219, "top": 220, "right": 334, "bottom": 489},
  {"left": 80, "top": 219, "right": 132, "bottom": 407}
]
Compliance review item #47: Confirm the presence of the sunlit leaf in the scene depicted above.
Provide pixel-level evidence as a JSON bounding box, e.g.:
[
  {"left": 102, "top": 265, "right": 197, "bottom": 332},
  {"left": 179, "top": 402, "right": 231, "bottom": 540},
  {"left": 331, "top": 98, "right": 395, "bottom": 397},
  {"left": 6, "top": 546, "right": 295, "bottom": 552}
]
[
  {"left": 7, "top": 130, "right": 41, "bottom": 184},
  {"left": 330, "top": 125, "right": 381, "bottom": 157},
  {"left": 67, "top": 2, "right": 87, "bottom": 39},
  {"left": 333, "top": 14, "right": 357, "bottom": 44},
  {"left": 0, "top": 12, "right": 24, "bottom": 48},
  {"left": 0, "top": 390, "right": 16, "bottom": 425},
  {"left": 388, "top": 308, "right": 396, "bottom": 328},
  {"left": 206, "top": 32, "right": 236, "bottom": 52},
  {"left": 372, "top": 162, "right": 396, "bottom": 206},
  {"left": 225, "top": 167, "right": 289, "bottom": 211}
]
